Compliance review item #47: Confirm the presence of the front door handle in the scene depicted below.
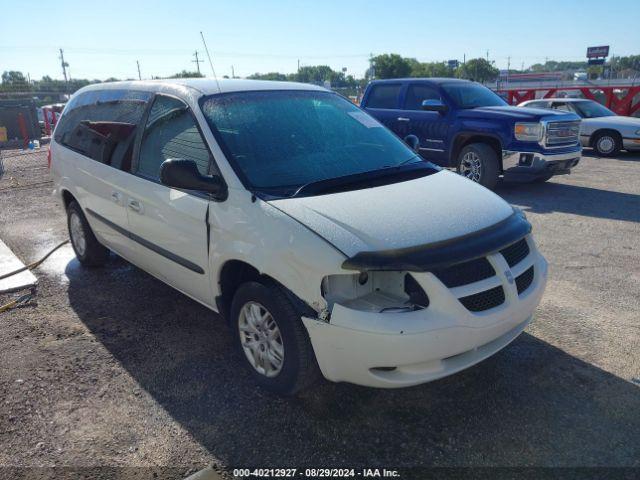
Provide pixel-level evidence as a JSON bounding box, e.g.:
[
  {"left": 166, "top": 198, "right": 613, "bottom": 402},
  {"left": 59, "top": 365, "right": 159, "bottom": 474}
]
[
  {"left": 128, "top": 199, "right": 143, "bottom": 213},
  {"left": 397, "top": 117, "right": 410, "bottom": 122},
  {"left": 111, "top": 191, "right": 122, "bottom": 203}
]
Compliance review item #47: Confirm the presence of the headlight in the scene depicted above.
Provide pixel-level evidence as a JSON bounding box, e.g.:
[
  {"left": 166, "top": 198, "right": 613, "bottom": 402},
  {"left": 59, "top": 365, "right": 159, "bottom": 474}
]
[
  {"left": 321, "top": 271, "right": 429, "bottom": 313},
  {"left": 635, "top": 129, "right": 640, "bottom": 136},
  {"left": 514, "top": 122, "right": 543, "bottom": 142}
]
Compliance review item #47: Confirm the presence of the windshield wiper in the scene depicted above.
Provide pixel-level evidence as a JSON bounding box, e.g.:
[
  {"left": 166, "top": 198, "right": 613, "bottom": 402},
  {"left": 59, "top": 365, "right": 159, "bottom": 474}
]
[{"left": 289, "top": 156, "right": 426, "bottom": 198}]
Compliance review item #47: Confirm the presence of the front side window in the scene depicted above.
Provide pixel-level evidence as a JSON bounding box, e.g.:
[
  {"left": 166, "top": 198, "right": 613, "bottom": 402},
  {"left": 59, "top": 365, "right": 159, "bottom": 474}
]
[
  {"left": 201, "top": 90, "right": 436, "bottom": 197},
  {"left": 572, "top": 101, "right": 615, "bottom": 119},
  {"left": 404, "top": 84, "right": 441, "bottom": 110},
  {"left": 441, "top": 82, "right": 507, "bottom": 109},
  {"left": 137, "top": 95, "right": 212, "bottom": 180},
  {"left": 54, "top": 89, "right": 151, "bottom": 169},
  {"left": 366, "top": 84, "right": 402, "bottom": 109},
  {"left": 551, "top": 102, "right": 572, "bottom": 112}
]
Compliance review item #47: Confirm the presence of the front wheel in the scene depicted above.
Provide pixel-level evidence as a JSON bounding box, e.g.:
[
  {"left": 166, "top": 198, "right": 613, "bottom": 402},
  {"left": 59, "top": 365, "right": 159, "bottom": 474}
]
[
  {"left": 593, "top": 131, "right": 621, "bottom": 157},
  {"left": 457, "top": 143, "right": 500, "bottom": 189},
  {"left": 231, "top": 281, "right": 320, "bottom": 395}
]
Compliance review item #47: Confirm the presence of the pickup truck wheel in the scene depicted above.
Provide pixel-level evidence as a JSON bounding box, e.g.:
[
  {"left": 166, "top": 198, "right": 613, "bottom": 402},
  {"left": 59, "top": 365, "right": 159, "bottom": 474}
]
[
  {"left": 457, "top": 143, "right": 499, "bottom": 189},
  {"left": 593, "top": 131, "right": 621, "bottom": 157},
  {"left": 67, "top": 201, "right": 109, "bottom": 267},
  {"left": 231, "top": 281, "right": 320, "bottom": 395}
]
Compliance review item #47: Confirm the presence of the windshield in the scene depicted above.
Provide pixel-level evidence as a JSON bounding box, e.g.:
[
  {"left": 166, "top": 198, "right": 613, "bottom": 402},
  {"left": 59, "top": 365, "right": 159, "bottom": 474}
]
[
  {"left": 441, "top": 82, "right": 507, "bottom": 109},
  {"left": 573, "top": 101, "right": 615, "bottom": 119},
  {"left": 201, "top": 90, "right": 431, "bottom": 196}
]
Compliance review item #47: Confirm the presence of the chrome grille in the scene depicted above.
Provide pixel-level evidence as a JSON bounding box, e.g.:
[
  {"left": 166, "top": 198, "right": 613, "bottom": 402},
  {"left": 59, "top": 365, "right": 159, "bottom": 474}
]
[{"left": 545, "top": 120, "right": 580, "bottom": 147}]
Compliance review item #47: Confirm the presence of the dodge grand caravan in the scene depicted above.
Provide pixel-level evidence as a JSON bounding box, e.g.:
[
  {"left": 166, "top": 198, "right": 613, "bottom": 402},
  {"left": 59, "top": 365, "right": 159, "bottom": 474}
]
[{"left": 51, "top": 79, "right": 548, "bottom": 394}]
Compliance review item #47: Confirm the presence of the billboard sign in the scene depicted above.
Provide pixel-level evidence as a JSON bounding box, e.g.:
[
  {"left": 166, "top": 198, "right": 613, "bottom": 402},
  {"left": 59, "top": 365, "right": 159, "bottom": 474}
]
[
  {"left": 588, "top": 58, "right": 605, "bottom": 65},
  {"left": 586, "top": 46, "right": 609, "bottom": 58}
]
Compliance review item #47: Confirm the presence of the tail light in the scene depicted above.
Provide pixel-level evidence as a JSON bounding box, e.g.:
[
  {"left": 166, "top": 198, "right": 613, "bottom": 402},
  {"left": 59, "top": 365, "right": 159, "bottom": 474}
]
[{"left": 47, "top": 147, "right": 52, "bottom": 169}]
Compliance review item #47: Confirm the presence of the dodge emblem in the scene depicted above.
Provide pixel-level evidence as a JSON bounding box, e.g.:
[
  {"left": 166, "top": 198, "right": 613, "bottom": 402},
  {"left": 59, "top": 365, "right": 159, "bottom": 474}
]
[{"left": 505, "top": 270, "right": 515, "bottom": 284}]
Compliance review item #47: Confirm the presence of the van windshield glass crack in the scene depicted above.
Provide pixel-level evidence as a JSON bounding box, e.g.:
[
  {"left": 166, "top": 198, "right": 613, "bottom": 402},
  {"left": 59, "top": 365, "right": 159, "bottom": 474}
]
[{"left": 200, "top": 90, "right": 438, "bottom": 197}]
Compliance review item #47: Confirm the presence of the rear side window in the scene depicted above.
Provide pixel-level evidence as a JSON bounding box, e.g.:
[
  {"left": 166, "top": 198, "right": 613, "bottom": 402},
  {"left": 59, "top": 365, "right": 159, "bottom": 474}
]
[
  {"left": 136, "top": 95, "right": 212, "bottom": 180},
  {"left": 366, "top": 84, "right": 402, "bottom": 109},
  {"left": 404, "top": 84, "right": 441, "bottom": 110},
  {"left": 54, "top": 89, "right": 151, "bottom": 170}
]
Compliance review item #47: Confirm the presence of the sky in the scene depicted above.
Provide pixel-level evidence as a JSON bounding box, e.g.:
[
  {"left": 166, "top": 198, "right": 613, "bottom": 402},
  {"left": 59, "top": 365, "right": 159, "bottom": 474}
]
[{"left": 1, "top": 0, "right": 639, "bottom": 81}]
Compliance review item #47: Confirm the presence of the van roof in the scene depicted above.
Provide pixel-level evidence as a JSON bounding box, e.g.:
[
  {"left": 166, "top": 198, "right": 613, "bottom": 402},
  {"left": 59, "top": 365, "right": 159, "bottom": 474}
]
[{"left": 76, "top": 78, "right": 328, "bottom": 96}]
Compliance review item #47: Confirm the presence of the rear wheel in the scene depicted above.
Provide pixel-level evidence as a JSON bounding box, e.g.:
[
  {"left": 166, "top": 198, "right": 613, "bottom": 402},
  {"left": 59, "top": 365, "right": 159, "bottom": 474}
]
[
  {"left": 67, "top": 201, "right": 108, "bottom": 266},
  {"left": 457, "top": 143, "right": 499, "bottom": 189},
  {"left": 231, "top": 281, "right": 320, "bottom": 395},
  {"left": 593, "top": 131, "right": 621, "bottom": 157}
]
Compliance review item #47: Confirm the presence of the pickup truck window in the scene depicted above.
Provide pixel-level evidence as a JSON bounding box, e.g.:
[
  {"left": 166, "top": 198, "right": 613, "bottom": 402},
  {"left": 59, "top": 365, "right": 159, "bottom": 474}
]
[
  {"left": 404, "top": 85, "right": 441, "bottom": 110},
  {"left": 201, "top": 90, "right": 431, "bottom": 196},
  {"left": 441, "top": 83, "right": 507, "bottom": 109},
  {"left": 366, "top": 84, "right": 402, "bottom": 109}
]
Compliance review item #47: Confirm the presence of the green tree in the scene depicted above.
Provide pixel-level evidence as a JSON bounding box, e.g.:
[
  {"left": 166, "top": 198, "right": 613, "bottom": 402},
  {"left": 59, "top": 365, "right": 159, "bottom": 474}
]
[
  {"left": 410, "top": 60, "right": 454, "bottom": 78},
  {"left": 1, "top": 71, "right": 30, "bottom": 91},
  {"left": 247, "top": 72, "right": 288, "bottom": 81},
  {"left": 168, "top": 70, "right": 204, "bottom": 79},
  {"left": 457, "top": 58, "right": 499, "bottom": 82},
  {"left": 371, "top": 54, "right": 412, "bottom": 79}
]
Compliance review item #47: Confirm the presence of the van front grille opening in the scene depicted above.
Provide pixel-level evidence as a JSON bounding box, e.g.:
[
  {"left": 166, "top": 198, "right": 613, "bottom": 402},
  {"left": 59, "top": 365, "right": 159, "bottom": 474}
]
[
  {"left": 459, "top": 286, "right": 505, "bottom": 312},
  {"left": 431, "top": 257, "right": 495, "bottom": 288},
  {"left": 516, "top": 266, "right": 535, "bottom": 295}
]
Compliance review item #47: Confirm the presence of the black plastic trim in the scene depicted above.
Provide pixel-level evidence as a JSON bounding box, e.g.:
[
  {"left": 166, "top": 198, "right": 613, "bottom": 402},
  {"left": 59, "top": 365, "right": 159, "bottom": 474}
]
[
  {"left": 86, "top": 208, "right": 205, "bottom": 274},
  {"left": 341, "top": 210, "right": 531, "bottom": 272}
]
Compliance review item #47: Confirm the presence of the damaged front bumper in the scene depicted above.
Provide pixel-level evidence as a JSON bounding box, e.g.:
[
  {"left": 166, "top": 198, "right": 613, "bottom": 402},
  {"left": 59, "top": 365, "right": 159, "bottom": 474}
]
[{"left": 302, "top": 241, "right": 548, "bottom": 388}]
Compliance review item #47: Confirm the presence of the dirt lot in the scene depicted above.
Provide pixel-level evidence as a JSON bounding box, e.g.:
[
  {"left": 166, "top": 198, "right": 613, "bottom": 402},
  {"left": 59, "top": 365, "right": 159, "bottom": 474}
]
[{"left": 0, "top": 146, "right": 639, "bottom": 478}]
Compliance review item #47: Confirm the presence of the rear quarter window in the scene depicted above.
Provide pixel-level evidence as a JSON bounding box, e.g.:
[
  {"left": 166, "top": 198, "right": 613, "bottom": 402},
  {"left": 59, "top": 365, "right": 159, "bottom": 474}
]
[
  {"left": 54, "top": 89, "right": 152, "bottom": 170},
  {"left": 366, "top": 84, "right": 402, "bottom": 109}
]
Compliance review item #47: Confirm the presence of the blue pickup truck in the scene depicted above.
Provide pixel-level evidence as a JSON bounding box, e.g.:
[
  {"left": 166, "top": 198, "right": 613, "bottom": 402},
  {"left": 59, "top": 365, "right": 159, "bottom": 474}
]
[{"left": 361, "top": 78, "right": 582, "bottom": 189}]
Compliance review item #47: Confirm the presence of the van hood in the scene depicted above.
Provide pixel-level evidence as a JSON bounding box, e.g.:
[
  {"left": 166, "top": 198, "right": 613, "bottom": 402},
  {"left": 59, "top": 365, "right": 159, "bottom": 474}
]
[{"left": 268, "top": 170, "right": 514, "bottom": 258}]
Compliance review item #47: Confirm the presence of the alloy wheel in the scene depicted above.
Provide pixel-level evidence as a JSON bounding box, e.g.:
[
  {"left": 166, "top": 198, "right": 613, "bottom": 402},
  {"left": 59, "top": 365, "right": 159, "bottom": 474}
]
[{"left": 460, "top": 151, "right": 483, "bottom": 182}]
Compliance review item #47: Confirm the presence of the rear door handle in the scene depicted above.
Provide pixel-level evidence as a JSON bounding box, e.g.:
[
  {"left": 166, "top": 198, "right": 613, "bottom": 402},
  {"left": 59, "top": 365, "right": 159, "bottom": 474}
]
[
  {"left": 127, "top": 199, "right": 143, "bottom": 213},
  {"left": 397, "top": 117, "right": 410, "bottom": 122},
  {"left": 111, "top": 191, "right": 122, "bottom": 203}
]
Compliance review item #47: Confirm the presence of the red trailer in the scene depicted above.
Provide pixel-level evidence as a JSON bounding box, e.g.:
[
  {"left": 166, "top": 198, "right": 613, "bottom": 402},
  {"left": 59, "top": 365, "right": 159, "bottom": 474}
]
[{"left": 498, "top": 85, "right": 640, "bottom": 117}]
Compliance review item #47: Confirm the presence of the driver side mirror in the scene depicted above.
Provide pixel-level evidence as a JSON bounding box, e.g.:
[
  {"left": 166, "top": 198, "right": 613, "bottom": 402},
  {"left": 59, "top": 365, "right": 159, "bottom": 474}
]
[
  {"left": 421, "top": 99, "right": 448, "bottom": 114},
  {"left": 404, "top": 134, "right": 420, "bottom": 153},
  {"left": 160, "top": 159, "right": 227, "bottom": 199}
]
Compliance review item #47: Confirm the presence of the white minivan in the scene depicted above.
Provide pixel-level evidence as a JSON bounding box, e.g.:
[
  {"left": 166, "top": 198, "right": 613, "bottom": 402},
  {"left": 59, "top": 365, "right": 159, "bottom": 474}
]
[{"left": 51, "top": 79, "right": 548, "bottom": 394}]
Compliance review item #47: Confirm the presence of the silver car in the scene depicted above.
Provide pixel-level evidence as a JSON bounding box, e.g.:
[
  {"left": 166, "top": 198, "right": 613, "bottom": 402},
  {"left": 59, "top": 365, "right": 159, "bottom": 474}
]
[{"left": 518, "top": 98, "right": 640, "bottom": 157}]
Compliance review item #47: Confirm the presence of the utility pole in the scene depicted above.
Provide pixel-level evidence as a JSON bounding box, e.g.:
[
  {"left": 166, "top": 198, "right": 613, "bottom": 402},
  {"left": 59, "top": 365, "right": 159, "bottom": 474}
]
[
  {"left": 231, "top": 65, "right": 235, "bottom": 78},
  {"left": 486, "top": 50, "right": 489, "bottom": 62},
  {"left": 192, "top": 51, "right": 203, "bottom": 75},
  {"left": 297, "top": 59, "right": 300, "bottom": 72},
  {"left": 59, "top": 49, "right": 69, "bottom": 84},
  {"left": 507, "top": 56, "right": 511, "bottom": 85},
  {"left": 136, "top": 60, "right": 142, "bottom": 80}
]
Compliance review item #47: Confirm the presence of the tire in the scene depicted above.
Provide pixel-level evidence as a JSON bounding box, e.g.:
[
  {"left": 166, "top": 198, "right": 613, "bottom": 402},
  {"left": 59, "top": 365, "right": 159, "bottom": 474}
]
[
  {"left": 533, "top": 174, "right": 554, "bottom": 183},
  {"left": 457, "top": 143, "right": 500, "bottom": 189},
  {"left": 231, "top": 280, "right": 320, "bottom": 395},
  {"left": 67, "top": 201, "right": 109, "bottom": 267},
  {"left": 593, "top": 131, "right": 621, "bottom": 157}
]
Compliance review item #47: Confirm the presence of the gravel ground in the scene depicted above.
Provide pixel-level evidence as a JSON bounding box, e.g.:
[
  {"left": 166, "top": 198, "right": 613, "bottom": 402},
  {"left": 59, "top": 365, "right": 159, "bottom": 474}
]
[{"left": 0, "top": 146, "right": 639, "bottom": 478}]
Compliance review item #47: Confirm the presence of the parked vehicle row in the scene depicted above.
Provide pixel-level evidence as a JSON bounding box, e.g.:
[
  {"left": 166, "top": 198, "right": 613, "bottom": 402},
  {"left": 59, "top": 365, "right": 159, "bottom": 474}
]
[
  {"left": 518, "top": 98, "right": 640, "bottom": 157},
  {"left": 360, "top": 78, "right": 583, "bottom": 189},
  {"left": 50, "top": 79, "right": 548, "bottom": 394}
]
